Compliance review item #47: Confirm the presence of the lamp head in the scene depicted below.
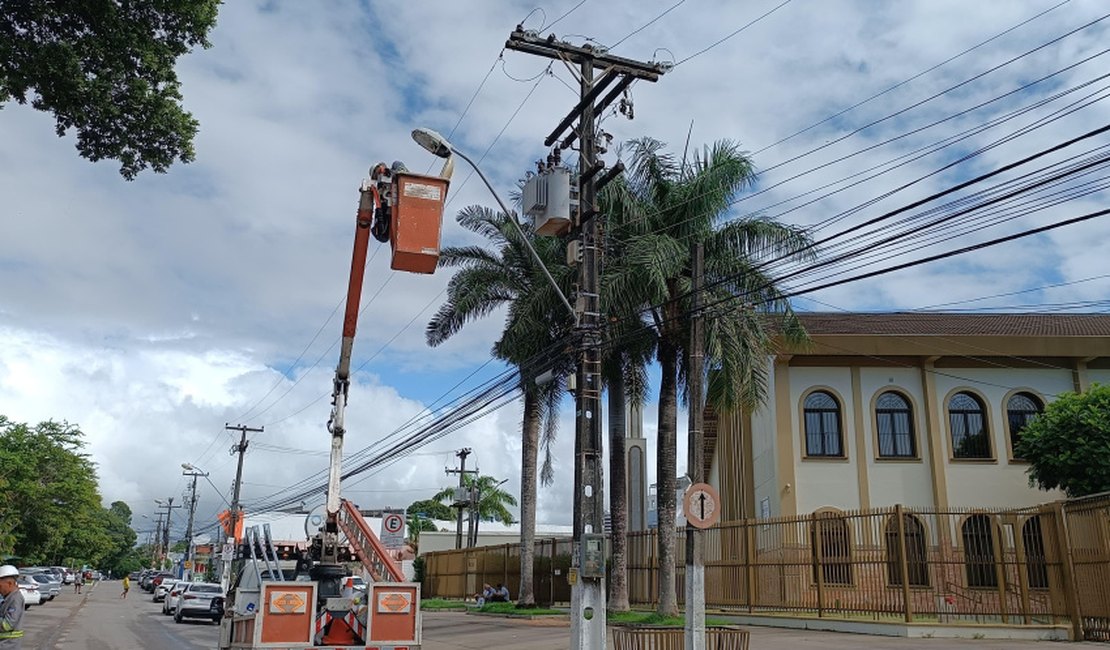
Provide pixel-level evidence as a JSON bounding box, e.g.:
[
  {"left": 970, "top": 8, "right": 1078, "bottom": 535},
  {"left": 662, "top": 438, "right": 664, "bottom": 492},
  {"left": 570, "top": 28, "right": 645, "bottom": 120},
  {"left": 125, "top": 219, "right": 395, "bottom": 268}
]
[
  {"left": 412, "top": 128, "right": 452, "bottom": 158},
  {"left": 181, "top": 463, "right": 193, "bottom": 471}
]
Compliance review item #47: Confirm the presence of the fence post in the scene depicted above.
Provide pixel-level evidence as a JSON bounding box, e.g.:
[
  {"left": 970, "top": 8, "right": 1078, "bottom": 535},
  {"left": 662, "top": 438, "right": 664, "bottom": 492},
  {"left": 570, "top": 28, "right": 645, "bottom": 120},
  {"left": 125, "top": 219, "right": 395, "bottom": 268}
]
[
  {"left": 746, "top": 519, "right": 757, "bottom": 614},
  {"left": 1014, "top": 516, "right": 1032, "bottom": 625},
  {"left": 989, "top": 517, "right": 1009, "bottom": 624},
  {"left": 895, "top": 505, "right": 913, "bottom": 623},
  {"left": 813, "top": 513, "right": 825, "bottom": 618},
  {"left": 1052, "top": 502, "right": 1084, "bottom": 640}
]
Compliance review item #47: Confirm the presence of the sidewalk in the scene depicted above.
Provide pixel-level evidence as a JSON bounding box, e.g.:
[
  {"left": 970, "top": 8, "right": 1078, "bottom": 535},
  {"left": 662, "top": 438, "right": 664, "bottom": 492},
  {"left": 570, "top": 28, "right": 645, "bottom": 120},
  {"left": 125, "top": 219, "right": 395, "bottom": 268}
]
[{"left": 420, "top": 611, "right": 1106, "bottom": 649}]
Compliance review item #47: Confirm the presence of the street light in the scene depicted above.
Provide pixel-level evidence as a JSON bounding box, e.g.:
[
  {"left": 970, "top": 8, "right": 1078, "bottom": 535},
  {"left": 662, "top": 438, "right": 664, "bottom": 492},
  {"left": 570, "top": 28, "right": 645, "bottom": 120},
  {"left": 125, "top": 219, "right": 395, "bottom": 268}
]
[{"left": 411, "top": 127, "right": 576, "bottom": 320}]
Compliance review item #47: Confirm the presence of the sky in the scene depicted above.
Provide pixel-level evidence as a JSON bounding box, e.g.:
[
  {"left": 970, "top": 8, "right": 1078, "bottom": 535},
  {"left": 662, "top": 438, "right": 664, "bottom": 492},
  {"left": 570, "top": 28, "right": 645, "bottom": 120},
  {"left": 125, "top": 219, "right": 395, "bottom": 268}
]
[{"left": 1, "top": 0, "right": 1108, "bottom": 541}]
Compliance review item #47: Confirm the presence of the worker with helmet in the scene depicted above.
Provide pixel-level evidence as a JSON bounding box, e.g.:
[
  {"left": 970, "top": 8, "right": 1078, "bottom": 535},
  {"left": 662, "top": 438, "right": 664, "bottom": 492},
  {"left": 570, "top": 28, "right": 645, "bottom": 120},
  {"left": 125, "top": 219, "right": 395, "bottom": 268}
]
[{"left": 0, "top": 565, "right": 25, "bottom": 649}]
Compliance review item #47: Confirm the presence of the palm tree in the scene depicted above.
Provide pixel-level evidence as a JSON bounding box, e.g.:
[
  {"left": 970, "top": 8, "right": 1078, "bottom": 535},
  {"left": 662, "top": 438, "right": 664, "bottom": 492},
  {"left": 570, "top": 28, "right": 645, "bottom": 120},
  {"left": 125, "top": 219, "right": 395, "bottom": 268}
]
[
  {"left": 434, "top": 474, "right": 519, "bottom": 538},
  {"left": 426, "top": 206, "right": 575, "bottom": 607},
  {"left": 603, "top": 137, "right": 813, "bottom": 615}
]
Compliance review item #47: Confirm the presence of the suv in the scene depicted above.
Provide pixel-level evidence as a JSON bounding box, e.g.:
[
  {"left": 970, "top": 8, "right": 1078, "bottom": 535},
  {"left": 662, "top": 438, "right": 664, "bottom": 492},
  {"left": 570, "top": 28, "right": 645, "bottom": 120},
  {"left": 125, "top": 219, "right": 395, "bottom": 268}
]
[{"left": 174, "top": 582, "right": 224, "bottom": 624}]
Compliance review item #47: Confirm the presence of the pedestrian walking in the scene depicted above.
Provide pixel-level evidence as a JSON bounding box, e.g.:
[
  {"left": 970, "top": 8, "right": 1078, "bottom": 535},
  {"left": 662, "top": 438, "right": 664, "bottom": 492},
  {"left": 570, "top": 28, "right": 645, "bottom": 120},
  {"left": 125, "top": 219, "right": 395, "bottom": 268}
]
[
  {"left": 0, "top": 565, "right": 25, "bottom": 649},
  {"left": 120, "top": 575, "right": 129, "bottom": 599},
  {"left": 73, "top": 572, "right": 83, "bottom": 594}
]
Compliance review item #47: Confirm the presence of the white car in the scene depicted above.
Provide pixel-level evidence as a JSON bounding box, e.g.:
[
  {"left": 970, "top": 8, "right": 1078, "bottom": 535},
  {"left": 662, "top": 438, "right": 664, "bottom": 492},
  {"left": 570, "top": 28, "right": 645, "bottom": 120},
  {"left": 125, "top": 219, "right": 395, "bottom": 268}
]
[
  {"left": 163, "top": 581, "right": 189, "bottom": 615},
  {"left": 153, "top": 579, "right": 177, "bottom": 602},
  {"left": 15, "top": 575, "right": 41, "bottom": 608},
  {"left": 174, "top": 582, "right": 224, "bottom": 624}
]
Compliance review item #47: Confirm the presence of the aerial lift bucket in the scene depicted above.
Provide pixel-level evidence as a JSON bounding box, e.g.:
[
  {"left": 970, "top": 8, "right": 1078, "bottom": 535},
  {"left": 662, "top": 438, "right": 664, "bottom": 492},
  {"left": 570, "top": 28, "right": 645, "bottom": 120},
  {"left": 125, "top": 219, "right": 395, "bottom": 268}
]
[{"left": 390, "top": 172, "right": 449, "bottom": 274}]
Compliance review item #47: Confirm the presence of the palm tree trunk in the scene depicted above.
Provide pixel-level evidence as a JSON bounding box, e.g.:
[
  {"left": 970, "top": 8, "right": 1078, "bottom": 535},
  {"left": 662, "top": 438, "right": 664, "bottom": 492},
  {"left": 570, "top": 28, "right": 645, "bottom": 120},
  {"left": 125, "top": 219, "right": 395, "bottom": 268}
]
[
  {"left": 656, "top": 338, "right": 680, "bottom": 616},
  {"left": 517, "top": 388, "right": 541, "bottom": 606},
  {"left": 608, "top": 368, "right": 630, "bottom": 611}
]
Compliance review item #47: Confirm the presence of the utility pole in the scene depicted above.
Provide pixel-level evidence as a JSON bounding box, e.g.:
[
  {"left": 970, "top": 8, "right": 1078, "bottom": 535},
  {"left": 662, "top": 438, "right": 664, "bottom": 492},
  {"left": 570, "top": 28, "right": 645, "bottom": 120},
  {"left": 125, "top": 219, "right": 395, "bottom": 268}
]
[
  {"left": 224, "top": 423, "right": 263, "bottom": 587},
  {"left": 153, "top": 512, "right": 165, "bottom": 568},
  {"left": 445, "top": 448, "right": 476, "bottom": 550},
  {"left": 505, "top": 28, "right": 666, "bottom": 650},
  {"left": 685, "top": 242, "right": 706, "bottom": 650},
  {"left": 156, "top": 498, "right": 182, "bottom": 570},
  {"left": 182, "top": 466, "right": 208, "bottom": 580}
]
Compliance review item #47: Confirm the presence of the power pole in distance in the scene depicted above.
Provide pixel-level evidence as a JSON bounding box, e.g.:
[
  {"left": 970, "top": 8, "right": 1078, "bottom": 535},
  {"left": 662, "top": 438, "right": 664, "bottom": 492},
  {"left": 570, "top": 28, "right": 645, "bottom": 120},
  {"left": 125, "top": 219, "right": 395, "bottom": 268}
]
[
  {"left": 505, "top": 28, "right": 666, "bottom": 650},
  {"left": 153, "top": 512, "right": 165, "bottom": 568},
  {"left": 445, "top": 448, "right": 477, "bottom": 550},
  {"left": 156, "top": 498, "right": 182, "bottom": 569},
  {"left": 182, "top": 466, "right": 208, "bottom": 579},
  {"left": 224, "top": 423, "right": 263, "bottom": 586}
]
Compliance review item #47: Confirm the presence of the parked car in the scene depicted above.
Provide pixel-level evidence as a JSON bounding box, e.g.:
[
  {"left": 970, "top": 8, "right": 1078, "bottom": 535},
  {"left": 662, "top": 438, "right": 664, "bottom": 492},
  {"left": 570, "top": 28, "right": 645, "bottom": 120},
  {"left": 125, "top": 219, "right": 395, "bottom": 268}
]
[
  {"left": 174, "top": 582, "right": 225, "bottom": 624},
  {"left": 147, "top": 573, "right": 174, "bottom": 594},
  {"left": 26, "top": 573, "right": 61, "bottom": 601},
  {"left": 14, "top": 575, "right": 41, "bottom": 608},
  {"left": 152, "top": 578, "right": 176, "bottom": 603},
  {"left": 162, "top": 581, "right": 189, "bottom": 615},
  {"left": 128, "top": 571, "right": 141, "bottom": 581}
]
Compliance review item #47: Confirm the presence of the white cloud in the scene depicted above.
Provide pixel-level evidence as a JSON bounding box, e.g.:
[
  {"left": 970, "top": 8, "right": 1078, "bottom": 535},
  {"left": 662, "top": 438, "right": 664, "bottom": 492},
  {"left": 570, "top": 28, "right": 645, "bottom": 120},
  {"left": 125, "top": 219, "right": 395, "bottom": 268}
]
[{"left": 1, "top": 0, "right": 1108, "bottom": 532}]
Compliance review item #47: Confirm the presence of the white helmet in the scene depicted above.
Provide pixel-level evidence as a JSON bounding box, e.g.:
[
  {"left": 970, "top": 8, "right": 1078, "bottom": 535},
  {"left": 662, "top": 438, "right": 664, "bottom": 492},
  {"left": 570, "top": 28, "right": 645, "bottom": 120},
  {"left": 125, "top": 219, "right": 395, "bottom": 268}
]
[{"left": 0, "top": 566, "right": 18, "bottom": 579}]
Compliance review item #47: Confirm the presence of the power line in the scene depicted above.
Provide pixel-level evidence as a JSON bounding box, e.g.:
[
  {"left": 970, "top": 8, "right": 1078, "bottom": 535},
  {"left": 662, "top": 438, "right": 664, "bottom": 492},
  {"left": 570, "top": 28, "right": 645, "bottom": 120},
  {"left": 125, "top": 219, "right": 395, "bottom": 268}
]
[
  {"left": 674, "top": 0, "right": 793, "bottom": 66},
  {"left": 752, "top": 0, "right": 1074, "bottom": 155}
]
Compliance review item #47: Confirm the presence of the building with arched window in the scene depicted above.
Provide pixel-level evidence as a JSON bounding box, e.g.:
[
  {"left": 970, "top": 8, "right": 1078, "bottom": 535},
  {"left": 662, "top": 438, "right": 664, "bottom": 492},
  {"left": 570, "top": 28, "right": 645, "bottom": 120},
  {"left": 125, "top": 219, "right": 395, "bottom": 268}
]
[{"left": 703, "top": 313, "right": 1110, "bottom": 520}]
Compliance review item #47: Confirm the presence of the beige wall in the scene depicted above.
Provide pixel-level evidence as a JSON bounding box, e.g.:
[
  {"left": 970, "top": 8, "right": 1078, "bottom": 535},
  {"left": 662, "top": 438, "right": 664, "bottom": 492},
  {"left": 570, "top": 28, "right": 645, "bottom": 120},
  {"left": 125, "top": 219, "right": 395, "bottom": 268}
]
[
  {"left": 733, "top": 357, "right": 1093, "bottom": 518},
  {"left": 788, "top": 366, "right": 860, "bottom": 515},
  {"left": 859, "top": 367, "right": 935, "bottom": 509},
  {"left": 931, "top": 366, "right": 1071, "bottom": 508}
]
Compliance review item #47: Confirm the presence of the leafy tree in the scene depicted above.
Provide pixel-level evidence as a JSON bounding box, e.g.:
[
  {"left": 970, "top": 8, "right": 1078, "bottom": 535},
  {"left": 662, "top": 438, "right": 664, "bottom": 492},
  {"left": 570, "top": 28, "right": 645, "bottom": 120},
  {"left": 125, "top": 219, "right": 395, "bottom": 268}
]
[
  {"left": 426, "top": 206, "right": 575, "bottom": 606},
  {"left": 406, "top": 513, "right": 436, "bottom": 549},
  {"left": 1016, "top": 384, "right": 1110, "bottom": 497},
  {"left": 0, "top": 416, "right": 110, "bottom": 565},
  {"left": 603, "top": 138, "right": 812, "bottom": 614},
  {"left": 0, "top": 1, "right": 220, "bottom": 179},
  {"left": 434, "top": 474, "right": 518, "bottom": 541},
  {"left": 99, "top": 501, "right": 138, "bottom": 577},
  {"left": 406, "top": 498, "right": 455, "bottom": 522}
]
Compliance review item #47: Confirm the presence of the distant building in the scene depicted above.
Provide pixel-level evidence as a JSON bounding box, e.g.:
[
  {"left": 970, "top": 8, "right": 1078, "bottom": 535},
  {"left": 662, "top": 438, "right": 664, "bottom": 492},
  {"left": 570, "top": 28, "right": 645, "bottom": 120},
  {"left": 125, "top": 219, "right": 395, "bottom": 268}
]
[{"left": 705, "top": 313, "right": 1110, "bottom": 520}]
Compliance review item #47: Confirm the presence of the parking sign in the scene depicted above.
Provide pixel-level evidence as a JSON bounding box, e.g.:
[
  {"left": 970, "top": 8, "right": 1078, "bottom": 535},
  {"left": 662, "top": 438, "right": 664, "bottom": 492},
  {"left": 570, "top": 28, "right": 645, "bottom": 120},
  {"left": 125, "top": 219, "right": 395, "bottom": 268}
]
[{"left": 381, "top": 512, "right": 405, "bottom": 548}]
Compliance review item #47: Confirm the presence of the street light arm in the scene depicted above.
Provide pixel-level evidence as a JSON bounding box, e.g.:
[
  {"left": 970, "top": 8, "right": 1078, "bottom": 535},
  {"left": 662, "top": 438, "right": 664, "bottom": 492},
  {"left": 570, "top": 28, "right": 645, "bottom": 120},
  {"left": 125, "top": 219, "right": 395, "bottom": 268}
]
[{"left": 449, "top": 147, "right": 578, "bottom": 323}]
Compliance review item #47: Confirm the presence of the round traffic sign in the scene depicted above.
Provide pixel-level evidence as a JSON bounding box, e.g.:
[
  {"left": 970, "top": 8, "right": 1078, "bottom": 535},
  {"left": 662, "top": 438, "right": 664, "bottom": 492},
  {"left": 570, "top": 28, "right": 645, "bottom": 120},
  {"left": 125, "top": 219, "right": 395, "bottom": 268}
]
[
  {"left": 683, "top": 482, "right": 722, "bottom": 529},
  {"left": 383, "top": 513, "right": 404, "bottom": 534}
]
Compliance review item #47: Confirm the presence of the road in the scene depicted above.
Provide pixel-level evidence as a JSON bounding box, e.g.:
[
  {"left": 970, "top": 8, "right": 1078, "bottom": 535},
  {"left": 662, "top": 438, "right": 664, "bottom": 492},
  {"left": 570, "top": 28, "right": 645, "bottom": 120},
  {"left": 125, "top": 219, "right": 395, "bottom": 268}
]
[
  {"left": 16, "top": 583, "right": 1108, "bottom": 649},
  {"left": 21, "top": 580, "right": 216, "bottom": 650}
]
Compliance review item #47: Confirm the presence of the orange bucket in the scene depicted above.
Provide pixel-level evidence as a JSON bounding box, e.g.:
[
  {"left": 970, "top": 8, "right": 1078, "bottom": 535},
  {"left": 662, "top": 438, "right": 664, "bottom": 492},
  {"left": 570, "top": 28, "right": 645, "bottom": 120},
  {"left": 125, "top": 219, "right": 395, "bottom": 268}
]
[{"left": 390, "top": 172, "right": 449, "bottom": 274}]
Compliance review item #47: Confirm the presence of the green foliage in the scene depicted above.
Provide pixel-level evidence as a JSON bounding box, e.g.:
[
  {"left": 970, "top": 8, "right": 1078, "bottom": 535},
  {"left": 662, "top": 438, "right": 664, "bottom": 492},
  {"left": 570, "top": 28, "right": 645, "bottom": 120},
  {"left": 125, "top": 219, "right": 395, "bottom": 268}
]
[
  {"left": 412, "top": 556, "right": 426, "bottom": 585},
  {"left": 0, "top": 1, "right": 220, "bottom": 179},
  {"left": 0, "top": 415, "right": 144, "bottom": 573},
  {"left": 0, "top": 416, "right": 109, "bottom": 564},
  {"left": 606, "top": 610, "right": 731, "bottom": 627},
  {"left": 434, "top": 474, "right": 517, "bottom": 526},
  {"left": 477, "top": 601, "right": 562, "bottom": 616},
  {"left": 1016, "top": 384, "right": 1110, "bottom": 498},
  {"left": 419, "top": 597, "right": 466, "bottom": 611},
  {"left": 407, "top": 498, "right": 454, "bottom": 522}
]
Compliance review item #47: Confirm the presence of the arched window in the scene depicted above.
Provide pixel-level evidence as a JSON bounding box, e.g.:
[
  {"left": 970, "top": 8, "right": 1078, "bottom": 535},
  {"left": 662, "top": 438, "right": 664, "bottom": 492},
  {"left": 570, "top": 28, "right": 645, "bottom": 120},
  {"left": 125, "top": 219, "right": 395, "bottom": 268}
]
[
  {"left": 876, "top": 392, "right": 916, "bottom": 458},
  {"left": 885, "top": 513, "right": 929, "bottom": 587},
  {"left": 1007, "top": 392, "right": 1043, "bottom": 460},
  {"left": 962, "top": 514, "right": 998, "bottom": 588},
  {"left": 804, "top": 391, "right": 844, "bottom": 457},
  {"left": 949, "top": 392, "right": 991, "bottom": 459},
  {"left": 810, "top": 511, "right": 853, "bottom": 586},
  {"left": 1022, "top": 516, "right": 1049, "bottom": 590}
]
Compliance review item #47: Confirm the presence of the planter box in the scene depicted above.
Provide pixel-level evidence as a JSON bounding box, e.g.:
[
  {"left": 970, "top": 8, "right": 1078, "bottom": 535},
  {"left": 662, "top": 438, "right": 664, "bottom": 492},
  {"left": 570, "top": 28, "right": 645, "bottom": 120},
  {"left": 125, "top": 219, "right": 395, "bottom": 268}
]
[{"left": 612, "top": 625, "right": 749, "bottom": 650}]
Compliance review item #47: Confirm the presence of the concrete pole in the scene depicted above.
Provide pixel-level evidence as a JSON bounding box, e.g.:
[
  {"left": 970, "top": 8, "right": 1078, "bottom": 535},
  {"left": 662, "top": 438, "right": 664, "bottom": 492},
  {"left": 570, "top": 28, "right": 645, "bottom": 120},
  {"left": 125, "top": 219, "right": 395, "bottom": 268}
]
[{"left": 684, "top": 242, "right": 706, "bottom": 650}]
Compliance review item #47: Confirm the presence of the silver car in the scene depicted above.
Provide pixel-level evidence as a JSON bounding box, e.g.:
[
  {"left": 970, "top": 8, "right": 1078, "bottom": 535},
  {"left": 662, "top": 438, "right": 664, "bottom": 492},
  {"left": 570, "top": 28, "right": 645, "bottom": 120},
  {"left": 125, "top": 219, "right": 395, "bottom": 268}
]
[
  {"left": 174, "top": 582, "right": 224, "bottom": 624},
  {"left": 26, "top": 573, "right": 61, "bottom": 601}
]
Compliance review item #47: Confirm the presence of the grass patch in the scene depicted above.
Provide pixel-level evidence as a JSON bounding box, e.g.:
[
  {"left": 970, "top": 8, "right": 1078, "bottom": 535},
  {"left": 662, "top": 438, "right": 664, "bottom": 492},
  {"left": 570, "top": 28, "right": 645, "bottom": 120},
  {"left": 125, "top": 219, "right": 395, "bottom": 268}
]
[
  {"left": 478, "top": 602, "right": 564, "bottom": 616},
  {"left": 421, "top": 598, "right": 468, "bottom": 611},
  {"left": 607, "top": 611, "right": 731, "bottom": 627}
]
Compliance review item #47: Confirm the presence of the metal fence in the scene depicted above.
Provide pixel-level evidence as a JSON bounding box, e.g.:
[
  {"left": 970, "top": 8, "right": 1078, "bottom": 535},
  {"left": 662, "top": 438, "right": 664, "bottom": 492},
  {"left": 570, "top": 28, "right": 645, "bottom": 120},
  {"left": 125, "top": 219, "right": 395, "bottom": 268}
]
[{"left": 421, "top": 495, "right": 1110, "bottom": 641}]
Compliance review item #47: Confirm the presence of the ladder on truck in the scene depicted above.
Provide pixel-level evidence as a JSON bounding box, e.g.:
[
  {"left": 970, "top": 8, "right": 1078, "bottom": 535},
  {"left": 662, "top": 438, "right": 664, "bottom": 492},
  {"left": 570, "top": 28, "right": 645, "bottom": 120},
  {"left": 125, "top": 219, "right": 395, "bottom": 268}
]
[
  {"left": 245, "top": 525, "right": 283, "bottom": 584},
  {"left": 337, "top": 499, "right": 405, "bottom": 582}
]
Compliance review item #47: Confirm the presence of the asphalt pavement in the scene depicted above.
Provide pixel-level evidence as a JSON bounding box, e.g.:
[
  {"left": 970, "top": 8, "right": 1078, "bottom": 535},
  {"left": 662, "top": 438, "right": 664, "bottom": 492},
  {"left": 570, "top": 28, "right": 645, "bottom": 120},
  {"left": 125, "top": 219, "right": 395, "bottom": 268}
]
[
  {"left": 14, "top": 583, "right": 1107, "bottom": 649},
  {"left": 20, "top": 579, "right": 217, "bottom": 650}
]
